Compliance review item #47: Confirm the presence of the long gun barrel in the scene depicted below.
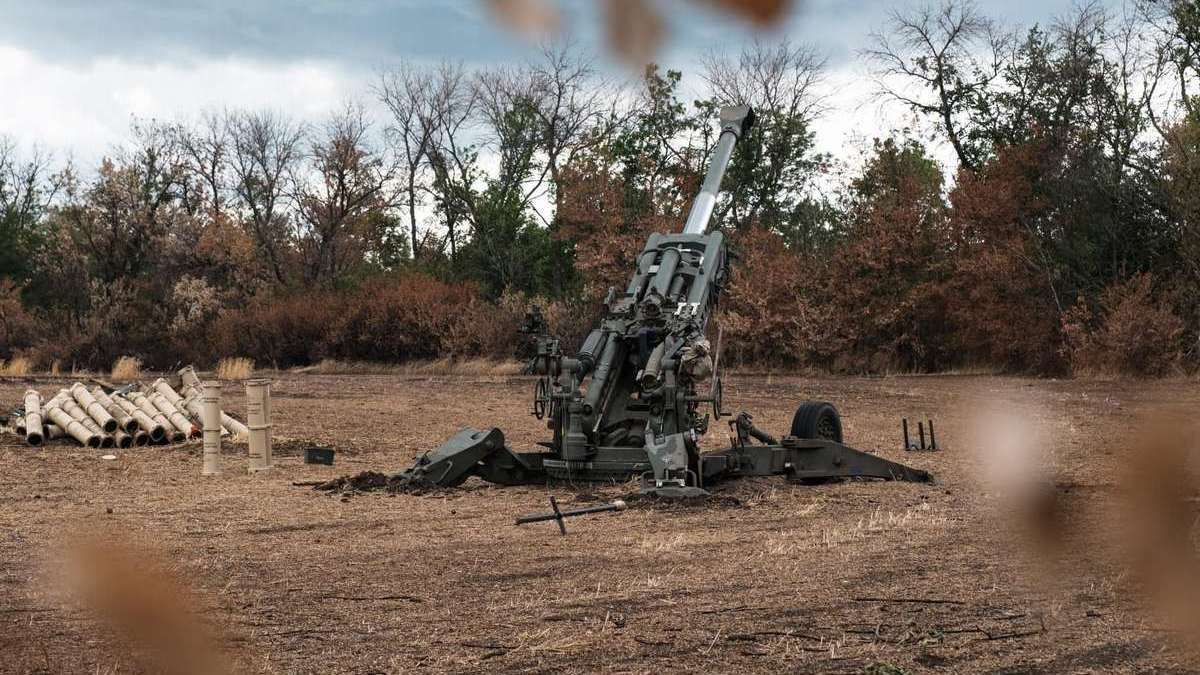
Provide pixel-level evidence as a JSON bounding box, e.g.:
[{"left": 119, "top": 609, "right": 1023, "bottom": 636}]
[{"left": 681, "top": 105, "right": 755, "bottom": 235}]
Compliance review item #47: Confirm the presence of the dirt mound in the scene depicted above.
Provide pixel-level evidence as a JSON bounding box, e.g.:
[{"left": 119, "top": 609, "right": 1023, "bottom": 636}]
[
  {"left": 313, "top": 470, "right": 450, "bottom": 495},
  {"left": 315, "top": 470, "right": 403, "bottom": 493}
]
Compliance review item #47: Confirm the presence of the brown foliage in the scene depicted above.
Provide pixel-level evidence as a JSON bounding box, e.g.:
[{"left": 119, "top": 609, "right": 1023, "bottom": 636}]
[
  {"left": 817, "top": 138, "right": 954, "bottom": 372},
  {"left": 557, "top": 153, "right": 676, "bottom": 304},
  {"left": 210, "top": 272, "right": 536, "bottom": 368},
  {"left": 210, "top": 293, "right": 338, "bottom": 368},
  {"left": 0, "top": 280, "right": 38, "bottom": 360},
  {"left": 1062, "top": 274, "right": 1186, "bottom": 377},
  {"left": 945, "top": 143, "right": 1066, "bottom": 373},
  {"left": 330, "top": 275, "right": 504, "bottom": 362},
  {"left": 721, "top": 227, "right": 827, "bottom": 367}
]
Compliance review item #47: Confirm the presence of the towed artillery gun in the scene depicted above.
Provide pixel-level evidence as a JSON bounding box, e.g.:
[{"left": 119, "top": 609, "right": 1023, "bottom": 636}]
[{"left": 397, "top": 105, "right": 930, "bottom": 496}]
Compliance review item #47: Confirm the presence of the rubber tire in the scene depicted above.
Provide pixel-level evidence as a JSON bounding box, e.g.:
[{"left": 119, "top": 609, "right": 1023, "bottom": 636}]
[{"left": 789, "top": 401, "right": 843, "bottom": 443}]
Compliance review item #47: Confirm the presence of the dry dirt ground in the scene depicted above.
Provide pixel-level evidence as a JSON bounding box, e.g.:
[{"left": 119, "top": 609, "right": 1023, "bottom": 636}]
[{"left": 1, "top": 373, "right": 1198, "bottom": 674}]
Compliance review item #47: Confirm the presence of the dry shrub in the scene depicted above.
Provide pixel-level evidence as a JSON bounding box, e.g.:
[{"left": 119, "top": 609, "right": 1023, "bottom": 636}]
[
  {"left": 1063, "top": 273, "right": 1186, "bottom": 377},
  {"left": 210, "top": 273, "right": 547, "bottom": 369},
  {"left": 722, "top": 226, "right": 828, "bottom": 368},
  {"left": 306, "top": 359, "right": 365, "bottom": 374},
  {"left": 304, "top": 359, "right": 405, "bottom": 375},
  {"left": 0, "top": 356, "right": 33, "bottom": 376},
  {"left": 168, "top": 276, "right": 221, "bottom": 351},
  {"left": 0, "top": 279, "right": 38, "bottom": 359},
  {"left": 111, "top": 356, "right": 143, "bottom": 381},
  {"left": 330, "top": 274, "right": 489, "bottom": 362},
  {"left": 216, "top": 357, "right": 254, "bottom": 380},
  {"left": 72, "top": 278, "right": 168, "bottom": 368},
  {"left": 328, "top": 274, "right": 575, "bottom": 364},
  {"left": 211, "top": 293, "right": 338, "bottom": 367},
  {"left": 308, "top": 357, "right": 523, "bottom": 376}
]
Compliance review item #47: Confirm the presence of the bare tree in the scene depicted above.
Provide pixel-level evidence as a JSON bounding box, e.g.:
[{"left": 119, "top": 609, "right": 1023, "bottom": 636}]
[
  {"left": 64, "top": 122, "right": 187, "bottom": 283},
  {"left": 294, "top": 103, "right": 398, "bottom": 286},
  {"left": 1139, "top": 0, "right": 1200, "bottom": 119},
  {"left": 0, "top": 137, "right": 65, "bottom": 285},
  {"left": 426, "top": 61, "right": 480, "bottom": 259},
  {"left": 701, "top": 39, "right": 828, "bottom": 231},
  {"left": 0, "top": 136, "right": 63, "bottom": 228},
  {"left": 863, "top": 0, "right": 1009, "bottom": 171},
  {"left": 172, "top": 111, "right": 230, "bottom": 218},
  {"left": 376, "top": 63, "right": 445, "bottom": 260},
  {"left": 702, "top": 39, "right": 826, "bottom": 120},
  {"left": 531, "top": 43, "right": 620, "bottom": 216},
  {"left": 474, "top": 62, "right": 545, "bottom": 208},
  {"left": 226, "top": 110, "right": 306, "bottom": 285},
  {"left": 474, "top": 41, "right": 625, "bottom": 222}
]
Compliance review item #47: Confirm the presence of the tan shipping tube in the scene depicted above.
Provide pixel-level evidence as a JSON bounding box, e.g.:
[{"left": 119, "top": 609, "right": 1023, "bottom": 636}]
[
  {"left": 70, "top": 383, "right": 118, "bottom": 433},
  {"left": 43, "top": 391, "right": 101, "bottom": 448},
  {"left": 110, "top": 394, "right": 168, "bottom": 442},
  {"left": 127, "top": 391, "right": 184, "bottom": 442},
  {"left": 181, "top": 382, "right": 249, "bottom": 438},
  {"left": 245, "top": 378, "right": 272, "bottom": 472},
  {"left": 148, "top": 392, "right": 198, "bottom": 439},
  {"left": 201, "top": 381, "right": 222, "bottom": 475},
  {"left": 90, "top": 386, "right": 138, "bottom": 434},
  {"left": 22, "top": 390, "right": 43, "bottom": 446},
  {"left": 59, "top": 391, "right": 115, "bottom": 447}
]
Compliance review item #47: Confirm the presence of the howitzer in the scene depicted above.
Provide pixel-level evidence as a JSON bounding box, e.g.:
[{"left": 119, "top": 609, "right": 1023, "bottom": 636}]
[{"left": 396, "top": 105, "right": 930, "bottom": 496}]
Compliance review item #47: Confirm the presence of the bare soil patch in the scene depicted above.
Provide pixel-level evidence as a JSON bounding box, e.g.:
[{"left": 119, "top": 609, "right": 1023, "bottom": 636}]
[{"left": 0, "top": 373, "right": 1197, "bottom": 673}]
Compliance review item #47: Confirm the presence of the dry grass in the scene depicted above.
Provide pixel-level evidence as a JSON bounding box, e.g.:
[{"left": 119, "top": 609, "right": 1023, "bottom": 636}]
[
  {"left": 2, "top": 374, "right": 1195, "bottom": 673},
  {"left": 406, "top": 357, "right": 524, "bottom": 376},
  {"left": 0, "top": 356, "right": 33, "bottom": 376},
  {"left": 216, "top": 357, "right": 254, "bottom": 381},
  {"left": 110, "top": 356, "right": 143, "bottom": 382},
  {"left": 301, "top": 357, "right": 523, "bottom": 376}
]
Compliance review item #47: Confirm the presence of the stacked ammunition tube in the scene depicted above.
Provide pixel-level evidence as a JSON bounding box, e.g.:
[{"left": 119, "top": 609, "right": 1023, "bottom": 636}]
[
  {"left": 201, "top": 381, "right": 222, "bottom": 476},
  {"left": 8, "top": 369, "right": 251, "bottom": 450},
  {"left": 245, "top": 378, "right": 273, "bottom": 471}
]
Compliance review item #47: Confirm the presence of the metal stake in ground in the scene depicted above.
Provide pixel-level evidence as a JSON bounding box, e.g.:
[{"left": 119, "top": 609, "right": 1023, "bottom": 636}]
[
  {"left": 515, "top": 497, "right": 628, "bottom": 535},
  {"left": 201, "top": 381, "right": 222, "bottom": 476}
]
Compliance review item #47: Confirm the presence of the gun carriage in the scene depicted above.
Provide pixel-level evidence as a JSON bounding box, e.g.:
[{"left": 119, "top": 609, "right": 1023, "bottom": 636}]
[{"left": 397, "top": 105, "right": 930, "bottom": 497}]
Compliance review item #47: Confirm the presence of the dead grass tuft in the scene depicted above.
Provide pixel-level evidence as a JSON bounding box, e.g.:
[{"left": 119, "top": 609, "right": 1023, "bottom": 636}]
[
  {"left": 0, "top": 356, "right": 33, "bottom": 376},
  {"left": 216, "top": 357, "right": 254, "bottom": 381},
  {"left": 302, "top": 358, "right": 524, "bottom": 376},
  {"left": 412, "top": 355, "right": 520, "bottom": 374},
  {"left": 110, "top": 356, "right": 143, "bottom": 382}
]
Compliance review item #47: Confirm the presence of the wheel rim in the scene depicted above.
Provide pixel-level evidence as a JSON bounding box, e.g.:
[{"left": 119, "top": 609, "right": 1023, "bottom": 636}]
[{"left": 816, "top": 412, "right": 838, "bottom": 441}]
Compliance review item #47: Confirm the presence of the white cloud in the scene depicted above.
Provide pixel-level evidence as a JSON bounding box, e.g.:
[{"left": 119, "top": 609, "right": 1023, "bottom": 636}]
[
  {"left": 0, "top": 43, "right": 364, "bottom": 164},
  {"left": 1, "top": 34, "right": 961, "bottom": 204}
]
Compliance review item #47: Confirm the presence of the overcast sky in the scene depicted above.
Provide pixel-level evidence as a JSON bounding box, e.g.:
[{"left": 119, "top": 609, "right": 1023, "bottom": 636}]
[{"left": 0, "top": 0, "right": 1102, "bottom": 168}]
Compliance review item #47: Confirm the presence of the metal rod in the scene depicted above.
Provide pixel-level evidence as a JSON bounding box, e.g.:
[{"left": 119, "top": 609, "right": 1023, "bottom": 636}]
[
  {"left": 515, "top": 498, "right": 628, "bottom": 529},
  {"left": 550, "top": 496, "right": 566, "bottom": 535},
  {"left": 918, "top": 422, "right": 926, "bottom": 450},
  {"left": 902, "top": 418, "right": 910, "bottom": 450},
  {"left": 927, "top": 419, "right": 936, "bottom": 450}
]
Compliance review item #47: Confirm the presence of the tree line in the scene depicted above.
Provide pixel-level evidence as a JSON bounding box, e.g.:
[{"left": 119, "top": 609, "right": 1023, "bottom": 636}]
[{"left": 1, "top": 0, "right": 1198, "bottom": 376}]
